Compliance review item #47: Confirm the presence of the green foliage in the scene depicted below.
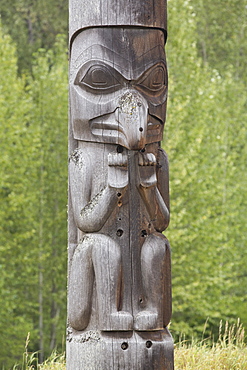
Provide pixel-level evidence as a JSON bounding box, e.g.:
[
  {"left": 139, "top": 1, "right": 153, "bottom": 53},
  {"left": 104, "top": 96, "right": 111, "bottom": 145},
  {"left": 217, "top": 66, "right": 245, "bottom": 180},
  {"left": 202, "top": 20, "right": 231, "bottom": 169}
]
[
  {"left": 0, "top": 27, "right": 35, "bottom": 367},
  {"left": 0, "top": 26, "right": 68, "bottom": 369},
  {"left": 165, "top": 0, "right": 247, "bottom": 339},
  {"left": 27, "top": 36, "right": 68, "bottom": 359},
  {"left": 0, "top": 0, "right": 68, "bottom": 72},
  {"left": 191, "top": 0, "right": 247, "bottom": 82}
]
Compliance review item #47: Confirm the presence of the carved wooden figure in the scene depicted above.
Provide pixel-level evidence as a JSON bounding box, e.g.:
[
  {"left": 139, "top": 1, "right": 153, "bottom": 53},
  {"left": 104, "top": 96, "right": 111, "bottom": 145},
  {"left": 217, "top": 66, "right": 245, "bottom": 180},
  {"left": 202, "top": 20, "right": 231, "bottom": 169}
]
[{"left": 67, "top": 1, "right": 173, "bottom": 369}]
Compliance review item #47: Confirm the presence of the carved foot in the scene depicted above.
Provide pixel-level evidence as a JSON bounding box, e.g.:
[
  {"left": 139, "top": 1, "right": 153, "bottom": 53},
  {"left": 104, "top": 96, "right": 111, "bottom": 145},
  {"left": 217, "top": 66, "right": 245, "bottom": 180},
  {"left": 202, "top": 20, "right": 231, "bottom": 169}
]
[
  {"left": 134, "top": 311, "right": 161, "bottom": 331},
  {"left": 101, "top": 311, "right": 133, "bottom": 331}
]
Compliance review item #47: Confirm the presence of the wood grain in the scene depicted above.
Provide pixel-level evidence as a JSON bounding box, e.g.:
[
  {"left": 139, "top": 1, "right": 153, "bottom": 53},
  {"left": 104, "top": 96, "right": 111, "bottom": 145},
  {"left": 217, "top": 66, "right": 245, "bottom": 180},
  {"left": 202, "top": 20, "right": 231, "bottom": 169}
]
[{"left": 68, "top": 3, "right": 173, "bottom": 368}]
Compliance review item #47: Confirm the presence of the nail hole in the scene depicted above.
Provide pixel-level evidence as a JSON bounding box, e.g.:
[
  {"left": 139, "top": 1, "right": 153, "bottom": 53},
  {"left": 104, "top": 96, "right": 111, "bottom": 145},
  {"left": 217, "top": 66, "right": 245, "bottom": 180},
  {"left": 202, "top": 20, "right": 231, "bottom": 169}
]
[
  {"left": 118, "top": 201, "right": 122, "bottom": 207},
  {"left": 117, "top": 145, "right": 123, "bottom": 153},
  {"left": 118, "top": 217, "right": 122, "bottom": 221},
  {"left": 139, "top": 297, "right": 143, "bottom": 304},
  {"left": 141, "top": 230, "right": 147, "bottom": 237},
  {"left": 117, "top": 229, "right": 123, "bottom": 237},
  {"left": 117, "top": 192, "right": 122, "bottom": 197},
  {"left": 121, "top": 342, "right": 128, "bottom": 350},
  {"left": 146, "top": 340, "right": 152, "bottom": 349},
  {"left": 139, "top": 127, "right": 143, "bottom": 132}
]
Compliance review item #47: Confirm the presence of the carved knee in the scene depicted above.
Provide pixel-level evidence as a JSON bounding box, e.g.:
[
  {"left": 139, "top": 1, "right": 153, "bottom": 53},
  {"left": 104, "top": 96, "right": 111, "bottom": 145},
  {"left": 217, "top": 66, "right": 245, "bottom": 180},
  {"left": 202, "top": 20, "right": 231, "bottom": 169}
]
[
  {"left": 68, "top": 238, "right": 94, "bottom": 331},
  {"left": 141, "top": 233, "right": 169, "bottom": 266}
]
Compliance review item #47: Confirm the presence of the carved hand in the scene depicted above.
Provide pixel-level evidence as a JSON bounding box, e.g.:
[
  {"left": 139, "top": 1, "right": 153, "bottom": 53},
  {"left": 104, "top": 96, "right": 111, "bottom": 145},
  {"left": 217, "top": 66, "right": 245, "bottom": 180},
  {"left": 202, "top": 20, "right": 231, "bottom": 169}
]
[
  {"left": 138, "top": 152, "right": 157, "bottom": 188},
  {"left": 108, "top": 152, "right": 128, "bottom": 189}
]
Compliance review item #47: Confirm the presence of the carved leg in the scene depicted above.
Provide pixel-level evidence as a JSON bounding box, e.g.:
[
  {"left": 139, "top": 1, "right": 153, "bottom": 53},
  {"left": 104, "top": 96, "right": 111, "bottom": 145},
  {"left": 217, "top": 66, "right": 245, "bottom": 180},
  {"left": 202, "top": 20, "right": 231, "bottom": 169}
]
[
  {"left": 134, "top": 233, "right": 171, "bottom": 331},
  {"left": 68, "top": 236, "right": 94, "bottom": 331},
  {"left": 92, "top": 234, "right": 133, "bottom": 331}
]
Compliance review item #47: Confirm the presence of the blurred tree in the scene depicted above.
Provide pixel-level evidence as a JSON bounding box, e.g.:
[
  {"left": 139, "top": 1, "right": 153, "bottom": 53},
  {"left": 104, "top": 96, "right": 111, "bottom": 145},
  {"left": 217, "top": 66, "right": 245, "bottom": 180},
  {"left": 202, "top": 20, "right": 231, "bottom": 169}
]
[
  {"left": 0, "top": 26, "right": 36, "bottom": 368},
  {"left": 0, "top": 0, "right": 68, "bottom": 72},
  {"left": 0, "top": 26, "right": 68, "bottom": 368},
  {"left": 28, "top": 38, "right": 68, "bottom": 362},
  {"left": 165, "top": 0, "right": 247, "bottom": 339},
  {"left": 191, "top": 0, "right": 247, "bottom": 82}
]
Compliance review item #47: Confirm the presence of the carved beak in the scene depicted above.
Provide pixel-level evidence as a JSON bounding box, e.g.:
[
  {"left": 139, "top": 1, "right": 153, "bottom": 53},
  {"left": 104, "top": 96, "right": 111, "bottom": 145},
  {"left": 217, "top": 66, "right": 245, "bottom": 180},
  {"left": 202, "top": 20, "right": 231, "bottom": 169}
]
[
  {"left": 115, "top": 91, "right": 148, "bottom": 150},
  {"left": 89, "top": 91, "right": 149, "bottom": 150}
]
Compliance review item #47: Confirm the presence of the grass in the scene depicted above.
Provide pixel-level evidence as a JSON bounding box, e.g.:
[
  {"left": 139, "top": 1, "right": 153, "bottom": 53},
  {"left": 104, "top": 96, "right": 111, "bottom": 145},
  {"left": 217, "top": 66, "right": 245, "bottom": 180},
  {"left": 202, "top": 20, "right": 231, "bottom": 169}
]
[
  {"left": 15, "top": 321, "right": 247, "bottom": 370},
  {"left": 13, "top": 352, "right": 66, "bottom": 370},
  {"left": 175, "top": 319, "right": 247, "bottom": 370},
  {"left": 175, "top": 344, "right": 247, "bottom": 369},
  {"left": 12, "top": 333, "right": 66, "bottom": 370}
]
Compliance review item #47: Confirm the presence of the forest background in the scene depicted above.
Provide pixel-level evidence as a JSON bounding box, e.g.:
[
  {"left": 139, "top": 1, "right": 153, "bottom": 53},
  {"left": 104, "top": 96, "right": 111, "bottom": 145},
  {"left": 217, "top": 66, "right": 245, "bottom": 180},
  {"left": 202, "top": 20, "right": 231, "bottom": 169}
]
[{"left": 0, "top": 0, "right": 246, "bottom": 368}]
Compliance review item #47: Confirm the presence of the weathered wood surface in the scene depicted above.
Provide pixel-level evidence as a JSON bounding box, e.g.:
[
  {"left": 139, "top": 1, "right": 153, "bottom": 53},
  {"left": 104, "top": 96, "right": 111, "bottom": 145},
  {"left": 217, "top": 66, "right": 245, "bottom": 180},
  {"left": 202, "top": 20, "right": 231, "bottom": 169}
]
[
  {"left": 69, "top": 0, "right": 167, "bottom": 46},
  {"left": 67, "top": 329, "right": 173, "bottom": 370},
  {"left": 67, "top": 1, "right": 173, "bottom": 369}
]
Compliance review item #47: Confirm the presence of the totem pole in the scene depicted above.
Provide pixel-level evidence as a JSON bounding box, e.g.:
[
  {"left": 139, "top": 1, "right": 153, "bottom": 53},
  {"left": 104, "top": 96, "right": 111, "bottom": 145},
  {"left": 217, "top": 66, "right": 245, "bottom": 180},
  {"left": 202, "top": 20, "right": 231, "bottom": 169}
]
[{"left": 67, "top": 0, "right": 173, "bottom": 368}]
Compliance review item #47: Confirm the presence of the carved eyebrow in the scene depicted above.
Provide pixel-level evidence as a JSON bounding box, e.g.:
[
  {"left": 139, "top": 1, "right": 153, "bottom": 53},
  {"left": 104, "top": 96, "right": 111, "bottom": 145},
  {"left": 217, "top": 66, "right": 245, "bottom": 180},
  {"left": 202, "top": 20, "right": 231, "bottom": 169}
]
[{"left": 73, "top": 45, "right": 131, "bottom": 69}]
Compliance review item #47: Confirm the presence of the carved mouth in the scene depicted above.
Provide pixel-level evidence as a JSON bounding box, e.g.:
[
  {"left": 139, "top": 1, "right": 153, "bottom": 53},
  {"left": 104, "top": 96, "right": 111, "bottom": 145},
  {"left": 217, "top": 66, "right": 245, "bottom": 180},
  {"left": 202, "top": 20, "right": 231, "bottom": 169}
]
[
  {"left": 147, "top": 115, "right": 162, "bottom": 136},
  {"left": 90, "top": 119, "right": 125, "bottom": 136},
  {"left": 90, "top": 109, "right": 140, "bottom": 140},
  {"left": 89, "top": 112, "right": 128, "bottom": 145},
  {"left": 89, "top": 110, "right": 162, "bottom": 148}
]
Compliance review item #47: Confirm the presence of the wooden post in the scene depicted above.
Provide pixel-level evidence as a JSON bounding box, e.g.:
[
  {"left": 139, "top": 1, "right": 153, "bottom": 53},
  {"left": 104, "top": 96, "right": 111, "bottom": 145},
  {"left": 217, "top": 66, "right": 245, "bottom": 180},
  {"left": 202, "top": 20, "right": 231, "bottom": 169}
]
[{"left": 67, "top": 1, "right": 174, "bottom": 368}]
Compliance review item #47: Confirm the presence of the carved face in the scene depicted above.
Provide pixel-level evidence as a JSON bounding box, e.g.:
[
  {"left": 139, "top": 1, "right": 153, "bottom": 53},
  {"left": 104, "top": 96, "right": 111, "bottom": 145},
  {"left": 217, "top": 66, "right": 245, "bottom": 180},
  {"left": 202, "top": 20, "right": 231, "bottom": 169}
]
[{"left": 70, "top": 28, "right": 167, "bottom": 150}]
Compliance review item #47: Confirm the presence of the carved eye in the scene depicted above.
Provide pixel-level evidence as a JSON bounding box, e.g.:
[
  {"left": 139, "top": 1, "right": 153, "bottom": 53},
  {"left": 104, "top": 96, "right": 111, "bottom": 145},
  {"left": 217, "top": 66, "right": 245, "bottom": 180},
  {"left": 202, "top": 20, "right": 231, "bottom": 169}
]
[
  {"left": 137, "top": 65, "right": 166, "bottom": 93},
  {"left": 79, "top": 65, "right": 121, "bottom": 92}
]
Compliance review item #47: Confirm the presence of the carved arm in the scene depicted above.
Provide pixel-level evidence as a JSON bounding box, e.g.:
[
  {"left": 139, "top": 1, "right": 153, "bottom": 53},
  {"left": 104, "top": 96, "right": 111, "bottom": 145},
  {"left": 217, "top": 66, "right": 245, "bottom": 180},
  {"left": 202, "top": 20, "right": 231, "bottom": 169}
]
[
  {"left": 69, "top": 149, "right": 128, "bottom": 233},
  {"left": 138, "top": 149, "right": 170, "bottom": 232}
]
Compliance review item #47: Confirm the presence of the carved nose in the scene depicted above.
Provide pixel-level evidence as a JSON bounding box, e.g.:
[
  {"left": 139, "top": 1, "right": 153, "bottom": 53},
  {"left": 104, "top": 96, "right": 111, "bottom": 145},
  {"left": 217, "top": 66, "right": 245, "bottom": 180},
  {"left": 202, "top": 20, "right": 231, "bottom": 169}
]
[{"left": 115, "top": 91, "right": 148, "bottom": 150}]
